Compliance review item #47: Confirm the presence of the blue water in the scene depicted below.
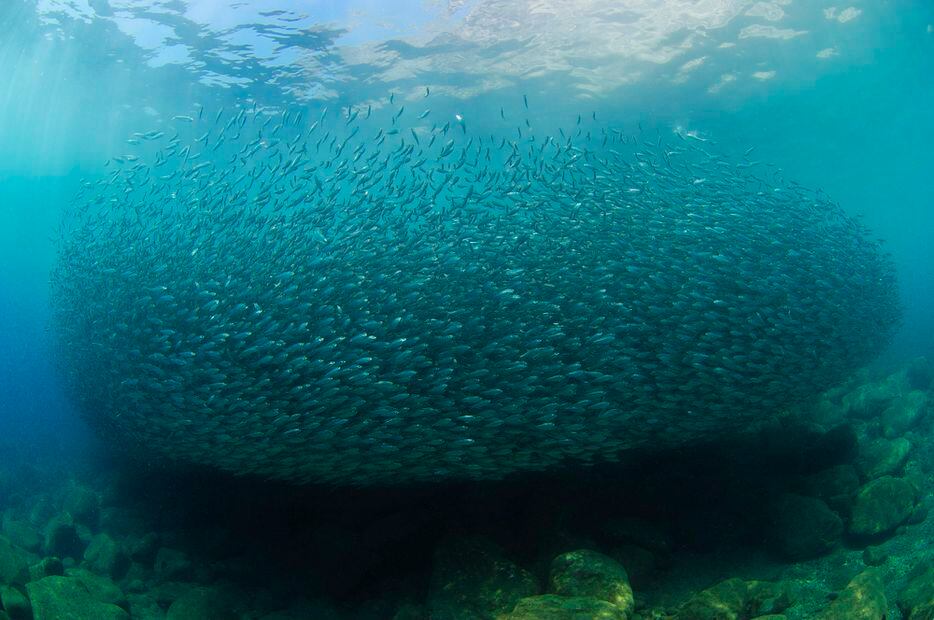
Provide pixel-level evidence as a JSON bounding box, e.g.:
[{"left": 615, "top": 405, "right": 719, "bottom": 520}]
[
  {"left": 0, "top": 1, "right": 932, "bottom": 615},
  {"left": 5, "top": 2, "right": 931, "bottom": 449}
]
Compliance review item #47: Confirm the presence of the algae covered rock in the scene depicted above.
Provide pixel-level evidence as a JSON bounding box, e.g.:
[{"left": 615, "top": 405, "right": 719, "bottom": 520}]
[
  {"left": 66, "top": 567, "right": 128, "bottom": 609},
  {"left": 26, "top": 575, "right": 129, "bottom": 620},
  {"left": 848, "top": 475, "right": 917, "bottom": 538},
  {"left": 802, "top": 464, "right": 860, "bottom": 513},
  {"left": 676, "top": 578, "right": 787, "bottom": 620},
  {"left": 549, "top": 549, "right": 634, "bottom": 617},
  {"left": 42, "top": 513, "right": 85, "bottom": 560},
  {"left": 856, "top": 437, "right": 911, "bottom": 480},
  {"left": 28, "top": 556, "right": 63, "bottom": 581},
  {"left": 503, "top": 594, "right": 626, "bottom": 620},
  {"left": 62, "top": 484, "right": 101, "bottom": 528},
  {"left": 154, "top": 547, "right": 193, "bottom": 581},
  {"left": 677, "top": 578, "right": 748, "bottom": 620},
  {"left": 129, "top": 532, "right": 160, "bottom": 565},
  {"left": 1, "top": 519, "right": 41, "bottom": 554},
  {"left": 898, "top": 560, "right": 934, "bottom": 620},
  {"left": 768, "top": 493, "right": 842, "bottom": 559},
  {"left": 428, "top": 536, "right": 538, "bottom": 620},
  {"left": 862, "top": 544, "right": 888, "bottom": 566},
  {"left": 0, "top": 536, "right": 29, "bottom": 586},
  {"left": 816, "top": 569, "right": 886, "bottom": 619},
  {"left": 881, "top": 390, "right": 929, "bottom": 437},
  {"left": 165, "top": 586, "right": 237, "bottom": 620},
  {"left": 843, "top": 377, "right": 903, "bottom": 419},
  {"left": 0, "top": 584, "right": 31, "bottom": 620},
  {"left": 83, "top": 532, "right": 130, "bottom": 579}
]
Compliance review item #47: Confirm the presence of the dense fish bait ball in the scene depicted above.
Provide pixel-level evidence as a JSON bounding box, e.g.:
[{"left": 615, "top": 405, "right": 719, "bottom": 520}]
[{"left": 51, "top": 103, "right": 900, "bottom": 485}]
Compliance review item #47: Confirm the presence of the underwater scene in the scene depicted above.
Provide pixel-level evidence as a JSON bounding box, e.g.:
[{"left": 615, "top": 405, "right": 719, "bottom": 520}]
[{"left": 1, "top": 0, "right": 933, "bottom": 618}]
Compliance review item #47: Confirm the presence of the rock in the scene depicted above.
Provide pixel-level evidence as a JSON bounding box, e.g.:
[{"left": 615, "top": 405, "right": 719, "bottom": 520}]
[
  {"left": 126, "top": 593, "right": 165, "bottom": 620},
  {"left": 43, "top": 514, "right": 85, "bottom": 560},
  {"left": 1, "top": 519, "right": 41, "bottom": 554},
  {"left": 745, "top": 581, "right": 790, "bottom": 617},
  {"left": 0, "top": 537, "right": 29, "bottom": 586},
  {"left": 83, "top": 533, "right": 130, "bottom": 579},
  {"left": 153, "top": 547, "right": 192, "bottom": 581},
  {"left": 810, "top": 424, "right": 859, "bottom": 471},
  {"left": 909, "top": 504, "right": 929, "bottom": 525},
  {"left": 881, "top": 390, "right": 929, "bottom": 437},
  {"left": 428, "top": 536, "right": 538, "bottom": 620},
  {"left": 151, "top": 581, "right": 193, "bottom": 608},
  {"left": 898, "top": 561, "right": 934, "bottom": 620},
  {"left": 848, "top": 476, "right": 917, "bottom": 538},
  {"left": 802, "top": 464, "right": 860, "bottom": 514},
  {"left": 609, "top": 544, "right": 657, "bottom": 587},
  {"left": 676, "top": 578, "right": 787, "bottom": 620},
  {"left": 768, "top": 494, "right": 842, "bottom": 559},
  {"left": 677, "top": 578, "right": 748, "bottom": 620},
  {"left": 62, "top": 485, "right": 100, "bottom": 528},
  {"left": 26, "top": 575, "right": 129, "bottom": 620},
  {"left": 122, "top": 561, "right": 152, "bottom": 590},
  {"left": 28, "top": 556, "right": 64, "bottom": 581},
  {"left": 66, "top": 567, "right": 128, "bottom": 609},
  {"left": 549, "top": 549, "right": 634, "bottom": 616},
  {"left": 502, "top": 594, "right": 626, "bottom": 620},
  {"left": 165, "top": 587, "right": 237, "bottom": 620},
  {"left": 856, "top": 437, "right": 911, "bottom": 480},
  {"left": 129, "top": 533, "right": 159, "bottom": 565},
  {"left": 816, "top": 569, "right": 886, "bottom": 619},
  {"left": 862, "top": 545, "right": 887, "bottom": 566},
  {"left": 843, "top": 377, "right": 903, "bottom": 419},
  {"left": 0, "top": 585, "right": 31, "bottom": 620}
]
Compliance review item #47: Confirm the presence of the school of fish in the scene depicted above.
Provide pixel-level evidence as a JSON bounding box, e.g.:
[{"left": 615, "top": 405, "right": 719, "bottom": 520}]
[{"left": 50, "top": 96, "right": 901, "bottom": 485}]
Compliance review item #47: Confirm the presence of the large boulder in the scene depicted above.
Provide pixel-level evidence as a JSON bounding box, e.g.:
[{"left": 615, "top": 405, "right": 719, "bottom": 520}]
[
  {"left": 676, "top": 578, "right": 787, "bottom": 620},
  {"left": 843, "top": 376, "right": 904, "bottom": 419},
  {"left": 898, "top": 561, "right": 934, "bottom": 620},
  {"left": 880, "top": 390, "right": 929, "bottom": 438},
  {"left": 154, "top": 547, "right": 192, "bottom": 581},
  {"left": 848, "top": 476, "right": 917, "bottom": 538},
  {"left": 428, "top": 536, "right": 538, "bottom": 620},
  {"left": 0, "top": 537, "right": 29, "bottom": 586},
  {"left": 802, "top": 464, "right": 860, "bottom": 514},
  {"left": 62, "top": 485, "right": 101, "bottom": 528},
  {"left": 66, "top": 567, "right": 128, "bottom": 609},
  {"left": 503, "top": 594, "right": 626, "bottom": 620},
  {"left": 768, "top": 493, "right": 842, "bottom": 559},
  {"left": 549, "top": 549, "right": 634, "bottom": 617},
  {"left": 83, "top": 533, "right": 130, "bottom": 579},
  {"left": 26, "top": 575, "right": 129, "bottom": 620},
  {"left": 856, "top": 437, "right": 911, "bottom": 480},
  {"left": 43, "top": 514, "right": 85, "bottom": 560},
  {"left": 816, "top": 569, "right": 886, "bottom": 619},
  {"left": 1, "top": 519, "right": 41, "bottom": 554},
  {"left": 28, "top": 556, "right": 63, "bottom": 582},
  {"left": 0, "top": 585, "right": 31, "bottom": 620}
]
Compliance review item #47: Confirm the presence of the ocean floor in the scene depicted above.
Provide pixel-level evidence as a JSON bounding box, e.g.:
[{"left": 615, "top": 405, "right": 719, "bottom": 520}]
[{"left": 1, "top": 357, "right": 934, "bottom": 619}]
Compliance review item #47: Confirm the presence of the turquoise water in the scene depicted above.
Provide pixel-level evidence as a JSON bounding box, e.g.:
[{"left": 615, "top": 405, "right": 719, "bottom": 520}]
[
  {"left": 0, "top": 1, "right": 933, "bottom": 617},
  {"left": 2, "top": 0, "right": 931, "bottom": 449}
]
